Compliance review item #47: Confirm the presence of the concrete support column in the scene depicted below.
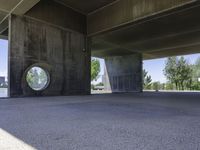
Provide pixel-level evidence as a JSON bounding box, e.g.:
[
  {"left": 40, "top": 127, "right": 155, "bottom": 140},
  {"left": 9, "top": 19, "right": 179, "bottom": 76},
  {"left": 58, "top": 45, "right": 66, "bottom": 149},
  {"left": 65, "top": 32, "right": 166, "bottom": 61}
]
[
  {"left": 9, "top": 15, "right": 90, "bottom": 97},
  {"left": 104, "top": 53, "right": 143, "bottom": 93}
]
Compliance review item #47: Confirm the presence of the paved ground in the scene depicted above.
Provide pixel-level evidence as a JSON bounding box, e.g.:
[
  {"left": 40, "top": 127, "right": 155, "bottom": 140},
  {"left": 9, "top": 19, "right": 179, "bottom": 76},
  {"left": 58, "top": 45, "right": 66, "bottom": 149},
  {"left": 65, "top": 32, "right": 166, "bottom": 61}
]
[{"left": 0, "top": 92, "right": 200, "bottom": 150}]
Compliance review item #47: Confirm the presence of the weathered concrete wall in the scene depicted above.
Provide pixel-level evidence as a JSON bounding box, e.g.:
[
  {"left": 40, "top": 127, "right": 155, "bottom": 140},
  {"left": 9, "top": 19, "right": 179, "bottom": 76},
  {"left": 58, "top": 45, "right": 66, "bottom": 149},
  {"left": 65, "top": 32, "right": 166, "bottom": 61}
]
[
  {"left": 88, "top": 0, "right": 195, "bottom": 35},
  {"left": 104, "top": 53, "right": 142, "bottom": 93},
  {"left": 9, "top": 15, "right": 90, "bottom": 97},
  {"left": 25, "top": 0, "right": 86, "bottom": 34}
]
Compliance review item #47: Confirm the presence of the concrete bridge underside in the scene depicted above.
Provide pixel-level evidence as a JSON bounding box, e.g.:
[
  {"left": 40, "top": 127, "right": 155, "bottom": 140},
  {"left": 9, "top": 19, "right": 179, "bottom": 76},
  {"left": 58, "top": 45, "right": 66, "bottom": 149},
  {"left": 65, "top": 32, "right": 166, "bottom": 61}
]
[{"left": 0, "top": 0, "right": 199, "bottom": 97}]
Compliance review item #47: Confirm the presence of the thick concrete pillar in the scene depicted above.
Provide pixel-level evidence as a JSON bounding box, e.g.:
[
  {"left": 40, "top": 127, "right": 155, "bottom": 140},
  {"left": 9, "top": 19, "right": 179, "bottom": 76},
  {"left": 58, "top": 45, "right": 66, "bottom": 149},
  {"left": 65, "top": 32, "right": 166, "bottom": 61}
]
[
  {"left": 104, "top": 53, "right": 142, "bottom": 93},
  {"left": 9, "top": 15, "right": 90, "bottom": 97}
]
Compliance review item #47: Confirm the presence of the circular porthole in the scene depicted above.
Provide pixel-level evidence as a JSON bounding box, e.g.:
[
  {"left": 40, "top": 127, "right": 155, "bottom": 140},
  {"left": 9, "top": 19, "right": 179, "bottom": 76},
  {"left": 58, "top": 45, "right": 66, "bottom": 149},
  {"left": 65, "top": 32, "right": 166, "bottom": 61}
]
[{"left": 26, "top": 66, "right": 50, "bottom": 91}]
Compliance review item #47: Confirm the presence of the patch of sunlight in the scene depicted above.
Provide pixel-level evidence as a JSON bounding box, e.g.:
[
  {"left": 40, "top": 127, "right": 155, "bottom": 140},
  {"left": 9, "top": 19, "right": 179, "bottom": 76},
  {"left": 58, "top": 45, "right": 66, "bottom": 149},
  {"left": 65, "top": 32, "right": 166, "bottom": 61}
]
[{"left": 0, "top": 128, "right": 37, "bottom": 150}]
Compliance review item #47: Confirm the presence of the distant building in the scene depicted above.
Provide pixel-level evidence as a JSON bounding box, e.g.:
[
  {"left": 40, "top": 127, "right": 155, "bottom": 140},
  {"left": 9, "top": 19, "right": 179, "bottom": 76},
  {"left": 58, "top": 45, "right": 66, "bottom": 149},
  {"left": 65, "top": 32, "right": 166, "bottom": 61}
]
[{"left": 0, "top": 77, "right": 5, "bottom": 86}]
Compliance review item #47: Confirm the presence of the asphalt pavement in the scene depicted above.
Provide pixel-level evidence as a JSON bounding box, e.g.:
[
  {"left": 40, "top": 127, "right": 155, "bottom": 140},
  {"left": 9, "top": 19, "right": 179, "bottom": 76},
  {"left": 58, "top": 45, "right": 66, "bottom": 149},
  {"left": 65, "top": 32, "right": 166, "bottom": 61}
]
[{"left": 0, "top": 92, "right": 200, "bottom": 150}]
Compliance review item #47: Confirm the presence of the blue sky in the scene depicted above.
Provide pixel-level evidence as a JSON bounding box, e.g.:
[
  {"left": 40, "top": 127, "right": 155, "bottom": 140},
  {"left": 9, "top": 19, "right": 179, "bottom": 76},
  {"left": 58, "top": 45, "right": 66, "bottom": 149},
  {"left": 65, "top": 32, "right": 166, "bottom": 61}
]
[
  {"left": 0, "top": 39, "right": 8, "bottom": 79},
  {"left": 0, "top": 39, "right": 200, "bottom": 83}
]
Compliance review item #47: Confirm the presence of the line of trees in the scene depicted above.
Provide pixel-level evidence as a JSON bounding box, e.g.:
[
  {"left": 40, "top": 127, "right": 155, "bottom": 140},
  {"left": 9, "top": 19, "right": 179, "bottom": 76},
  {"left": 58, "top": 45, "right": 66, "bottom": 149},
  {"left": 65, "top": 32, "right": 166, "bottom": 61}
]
[
  {"left": 91, "top": 56, "right": 200, "bottom": 91},
  {"left": 144, "top": 56, "right": 200, "bottom": 91}
]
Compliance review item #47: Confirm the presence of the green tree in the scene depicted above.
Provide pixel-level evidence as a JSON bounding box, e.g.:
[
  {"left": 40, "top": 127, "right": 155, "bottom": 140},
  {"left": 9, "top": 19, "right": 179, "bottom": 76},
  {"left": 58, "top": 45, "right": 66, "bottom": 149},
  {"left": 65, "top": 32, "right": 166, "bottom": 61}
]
[
  {"left": 164, "top": 57, "right": 179, "bottom": 89},
  {"left": 160, "top": 83, "right": 166, "bottom": 90},
  {"left": 193, "top": 57, "right": 200, "bottom": 81},
  {"left": 91, "top": 58, "right": 100, "bottom": 81},
  {"left": 165, "top": 82, "right": 174, "bottom": 90},
  {"left": 176, "top": 56, "right": 192, "bottom": 90},
  {"left": 152, "top": 82, "right": 161, "bottom": 91},
  {"left": 143, "top": 69, "right": 152, "bottom": 89},
  {"left": 27, "top": 68, "right": 40, "bottom": 89},
  {"left": 190, "top": 57, "right": 200, "bottom": 90},
  {"left": 164, "top": 56, "right": 192, "bottom": 90}
]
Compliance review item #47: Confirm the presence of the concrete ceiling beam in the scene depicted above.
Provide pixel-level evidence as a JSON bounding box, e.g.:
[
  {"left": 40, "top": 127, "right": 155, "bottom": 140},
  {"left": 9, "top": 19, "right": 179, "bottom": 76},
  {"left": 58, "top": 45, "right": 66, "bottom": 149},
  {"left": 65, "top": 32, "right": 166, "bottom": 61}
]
[
  {"left": 12, "top": 0, "right": 40, "bottom": 15},
  {"left": 0, "top": 0, "right": 40, "bottom": 37},
  {"left": 0, "top": 18, "right": 8, "bottom": 34},
  {"left": 88, "top": 0, "right": 197, "bottom": 36},
  {"left": 0, "top": 0, "right": 40, "bottom": 15}
]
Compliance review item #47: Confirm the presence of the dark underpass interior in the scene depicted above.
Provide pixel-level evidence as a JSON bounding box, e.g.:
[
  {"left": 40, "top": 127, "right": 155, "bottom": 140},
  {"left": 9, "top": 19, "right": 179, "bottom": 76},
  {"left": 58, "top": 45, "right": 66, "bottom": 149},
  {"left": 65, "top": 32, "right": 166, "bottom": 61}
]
[{"left": 0, "top": 0, "right": 200, "bottom": 149}]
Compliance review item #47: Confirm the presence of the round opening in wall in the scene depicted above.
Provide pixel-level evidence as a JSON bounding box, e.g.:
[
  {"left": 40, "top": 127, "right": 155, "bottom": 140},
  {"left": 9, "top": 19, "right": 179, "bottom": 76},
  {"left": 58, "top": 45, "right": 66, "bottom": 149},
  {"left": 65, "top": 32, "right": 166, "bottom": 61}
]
[{"left": 26, "top": 66, "right": 50, "bottom": 91}]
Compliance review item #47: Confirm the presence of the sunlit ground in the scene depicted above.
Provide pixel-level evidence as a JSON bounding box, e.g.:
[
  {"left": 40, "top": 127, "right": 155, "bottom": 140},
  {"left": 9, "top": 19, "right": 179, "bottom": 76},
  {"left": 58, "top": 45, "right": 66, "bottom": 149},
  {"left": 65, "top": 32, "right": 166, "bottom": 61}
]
[
  {"left": 0, "top": 128, "right": 36, "bottom": 150},
  {"left": 91, "top": 90, "right": 111, "bottom": 94},
  {"left": 91, "top": 89, "right": 200, "bottom": 94},
  {"left": 0, "top": 88, "right": 7, "bottom": 97},
  {"left": 144, "top": 90, "right": 200, "bottom": 92}
]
